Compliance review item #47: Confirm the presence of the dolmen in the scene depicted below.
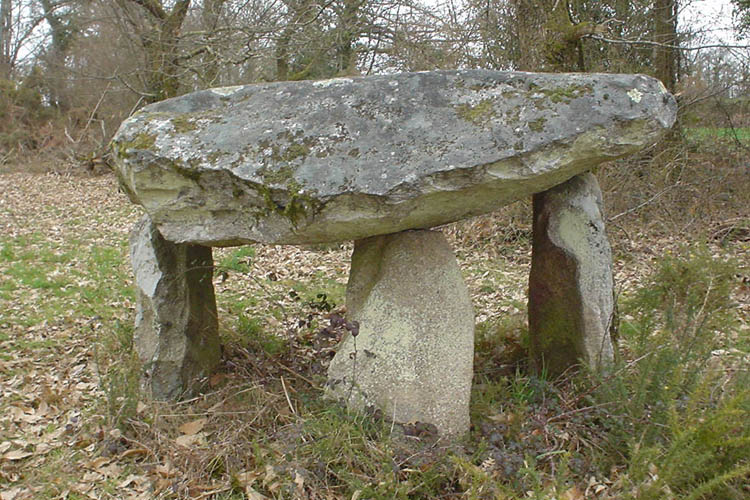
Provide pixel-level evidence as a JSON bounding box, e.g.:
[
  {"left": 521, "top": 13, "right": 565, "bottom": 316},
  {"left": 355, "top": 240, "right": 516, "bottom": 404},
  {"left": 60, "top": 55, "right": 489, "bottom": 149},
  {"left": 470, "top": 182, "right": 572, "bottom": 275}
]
[{"left": 111, "top": 69, "right": 676, "bottom": 437}]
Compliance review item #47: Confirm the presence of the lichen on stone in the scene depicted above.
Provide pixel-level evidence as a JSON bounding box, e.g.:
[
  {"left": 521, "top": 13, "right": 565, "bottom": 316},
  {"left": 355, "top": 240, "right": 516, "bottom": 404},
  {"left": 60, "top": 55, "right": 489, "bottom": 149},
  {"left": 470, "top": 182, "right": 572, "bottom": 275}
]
[
  {"left": 282, "top": 143, "right": 311, "bottom": 162},
  {"left": 171, "top": 115, "right": 200, "bottom": 134},
  {"left": 252, "top": 178, "right": 321, "bottom": 228},
  {"left": 539, "top": 84, "right": 593, "bottom": 104},
  {"left": 528, "top": 117, "right": 547, "bottom": 132},
  {"left": 168, "top": 158, "right": 203, "bottom": 183},
  {"left": 114, "top": 132, "right": 157, "bottom": 159},
  {"left": 454, "top": 99, "right": 496, "bottom": 126}
]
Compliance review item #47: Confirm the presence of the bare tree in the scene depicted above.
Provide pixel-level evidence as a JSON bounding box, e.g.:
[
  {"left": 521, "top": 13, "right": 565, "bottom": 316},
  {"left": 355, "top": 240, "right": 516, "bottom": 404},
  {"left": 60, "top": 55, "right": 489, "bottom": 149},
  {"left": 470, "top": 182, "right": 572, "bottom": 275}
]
[
  {"left": 113, "top": 0, "right": 192, "bottom": 102},
  {"left": 0, "top": 0, "right": 49, "bottom": 79}
]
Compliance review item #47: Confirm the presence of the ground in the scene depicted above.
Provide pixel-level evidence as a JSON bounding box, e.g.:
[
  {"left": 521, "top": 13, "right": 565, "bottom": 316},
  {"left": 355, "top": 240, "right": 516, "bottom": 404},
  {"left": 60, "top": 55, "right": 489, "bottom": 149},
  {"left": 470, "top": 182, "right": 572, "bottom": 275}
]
[{"left": 0, "top": 168, "right": 748, "bottom": 499}]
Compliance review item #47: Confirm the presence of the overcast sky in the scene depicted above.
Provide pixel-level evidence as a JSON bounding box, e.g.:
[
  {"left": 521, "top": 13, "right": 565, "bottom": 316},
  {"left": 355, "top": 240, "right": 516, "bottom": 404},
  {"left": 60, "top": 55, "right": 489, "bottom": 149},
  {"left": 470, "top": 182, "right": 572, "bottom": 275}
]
[{"left": 682, "top": 0, "right": 740, "bottom": 45}]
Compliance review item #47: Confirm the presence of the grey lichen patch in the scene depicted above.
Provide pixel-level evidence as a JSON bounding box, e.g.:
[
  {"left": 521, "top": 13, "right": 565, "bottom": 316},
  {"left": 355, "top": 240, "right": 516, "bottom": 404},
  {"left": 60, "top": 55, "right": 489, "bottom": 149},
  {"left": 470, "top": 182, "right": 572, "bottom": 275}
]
[
  {"left": 505, "top": 106, "right": 522, "bottom": 125},
  {"left": 261, "top": 129, "right": 320, "bottom": 164},
  {"left": 211, "top": 85, "right": 243, "bottom": 97},
  {"left": 627, "top": 88, "right": 643, "bottom": 103},
  {"left": 205, "top": 151, "right": 226, "bottom": 165},
  {"left": 469, "top": 82, "right": 492, "bottom": 91},
  {"left": 455, "top": 99, "right": 496, "bottom": 126},
  {"left": 352, "top": 102, "right": 377, "bottom": 121}
]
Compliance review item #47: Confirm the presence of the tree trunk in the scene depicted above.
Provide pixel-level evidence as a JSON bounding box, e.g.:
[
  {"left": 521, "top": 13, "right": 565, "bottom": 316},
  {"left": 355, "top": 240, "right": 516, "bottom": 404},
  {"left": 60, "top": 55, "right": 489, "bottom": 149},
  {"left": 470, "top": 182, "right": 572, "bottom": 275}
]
[
  {"left": 275, "top": 22, "right": 294, "bottom": 81},
  {"left": 334, "top": 0, "right": 363, "bottom": 75},
  {"left": 201, "top": 0, "right": 225, "bottom": 87},
  {"left": 41, "top": 0, "right": 75, "bottom": 110},
  {"left": 653, "top": 0, "right": 678, "bottom": 92},
  {"left": 119, "top": 0, "right": 191, "bottom": 102},
  {"left": 0, "top": 0, "right": 12, "bottom": 79}
]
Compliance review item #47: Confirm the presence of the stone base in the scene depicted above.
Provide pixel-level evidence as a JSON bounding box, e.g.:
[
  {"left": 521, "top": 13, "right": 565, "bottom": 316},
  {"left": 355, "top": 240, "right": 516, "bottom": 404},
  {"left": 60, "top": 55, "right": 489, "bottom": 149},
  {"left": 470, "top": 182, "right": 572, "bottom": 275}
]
[
  {"left": 528, "top": 173, "right": 615, "bottom": 375},
  {"left": 327, "top": 230, "right": 474, "bottom": 437},
  {"left": 130, "top": 216, "right": 221, "bottom": 399}
]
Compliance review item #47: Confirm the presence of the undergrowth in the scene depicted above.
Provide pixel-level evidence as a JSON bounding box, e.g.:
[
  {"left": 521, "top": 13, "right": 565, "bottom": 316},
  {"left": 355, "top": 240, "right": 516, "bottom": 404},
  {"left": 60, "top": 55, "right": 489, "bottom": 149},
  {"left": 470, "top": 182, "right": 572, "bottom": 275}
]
[{"left": 92, "top": 240, "right": 748, "bottom": 499}]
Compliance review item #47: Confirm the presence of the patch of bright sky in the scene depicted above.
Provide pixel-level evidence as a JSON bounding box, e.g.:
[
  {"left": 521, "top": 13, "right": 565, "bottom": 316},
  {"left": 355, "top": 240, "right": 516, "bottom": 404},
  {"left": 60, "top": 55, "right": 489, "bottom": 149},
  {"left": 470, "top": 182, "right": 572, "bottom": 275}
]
[{"left": 682, "top": 0, "right": 740, "bottom": 45}]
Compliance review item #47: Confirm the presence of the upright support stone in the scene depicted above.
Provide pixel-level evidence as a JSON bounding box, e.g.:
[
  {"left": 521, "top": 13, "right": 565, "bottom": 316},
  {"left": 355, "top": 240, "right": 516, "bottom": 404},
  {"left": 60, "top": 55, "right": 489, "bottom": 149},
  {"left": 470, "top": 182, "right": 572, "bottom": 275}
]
[
  {"left": 130, "top": 216, "right": 221, "bottom": 399},
  {"left": 528, "top": 173, "right": 615, "bottom": 375},
  {"left": 327, "top": 230, "right": 474, "bottom": 437}
]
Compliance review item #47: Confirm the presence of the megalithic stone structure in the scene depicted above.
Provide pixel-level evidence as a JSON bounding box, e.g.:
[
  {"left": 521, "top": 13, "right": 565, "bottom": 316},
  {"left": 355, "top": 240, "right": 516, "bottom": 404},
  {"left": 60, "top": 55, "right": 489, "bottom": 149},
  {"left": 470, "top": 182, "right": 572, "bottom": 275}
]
[
  {"left": 112, "top": 70, "right": 676, "bottom": 436},
  {"left": 327, "top": 230, "right": 475, "bottom": 437},
  {"left": 130, "top": 216, "right": 221, "bottom": 399},
  {"left": 528, "top": 173, "right": 615, "bottom": 375}
]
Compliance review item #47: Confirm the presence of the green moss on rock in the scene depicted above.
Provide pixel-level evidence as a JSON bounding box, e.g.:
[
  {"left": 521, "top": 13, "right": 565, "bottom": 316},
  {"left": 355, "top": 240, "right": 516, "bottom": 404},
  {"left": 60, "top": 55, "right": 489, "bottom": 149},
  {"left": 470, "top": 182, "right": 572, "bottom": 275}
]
[
  {"left": 455, "top": 99, "right": 496, "bottom": 126},
  {"left": 114, "top": 132, "right": 157, "bottom": 159},
  {"left": 258, "top": 164, "right": 296, "bottom": 186},
  {"left": 171, "top": 115, "right": 199, "bottom": 133},
  {"left": 282, "top": 143, "right": 310, "bottom": 162},
  {"left": 254, "top": 180, "right": 321, "bottom": 228},
  {"left": 169, "top": 159, "right": 203, "bottom": 183},
  {"left": 528, "top": 117, "right": 547, "bottom": 132},
  {"left": 539, "top": 84, "right": 593, "bottom": 104}
]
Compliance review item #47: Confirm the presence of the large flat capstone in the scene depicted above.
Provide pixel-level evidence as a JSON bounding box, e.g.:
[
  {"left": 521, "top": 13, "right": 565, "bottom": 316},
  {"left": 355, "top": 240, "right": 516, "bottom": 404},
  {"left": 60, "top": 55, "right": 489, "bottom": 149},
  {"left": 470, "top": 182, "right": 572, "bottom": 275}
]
[{"left": 111, "top": 70, "right": 676, "bottom": 246}]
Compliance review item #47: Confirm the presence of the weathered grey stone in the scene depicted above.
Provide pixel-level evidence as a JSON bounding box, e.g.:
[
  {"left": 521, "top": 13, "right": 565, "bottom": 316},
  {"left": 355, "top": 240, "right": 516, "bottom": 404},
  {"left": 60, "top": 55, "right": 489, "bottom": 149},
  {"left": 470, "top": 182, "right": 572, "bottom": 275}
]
[
  {"left": 130, "top": 215, "right": 221, "bottom": 399},
  {"left": 326, "top": 230, "right": 474, "bottom": 437},
  {"left": 111, "top": 70, "right": 676, "bottom": 246},
  {"left": 528, "top": 173, "right": 615, "bottom": 375}
]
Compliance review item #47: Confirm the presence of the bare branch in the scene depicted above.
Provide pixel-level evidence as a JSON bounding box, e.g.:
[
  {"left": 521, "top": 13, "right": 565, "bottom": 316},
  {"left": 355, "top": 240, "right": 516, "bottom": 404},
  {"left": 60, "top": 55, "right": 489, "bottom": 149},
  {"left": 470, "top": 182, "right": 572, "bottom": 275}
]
[{"left": 585, "top": 34, "right": 750, "bottom": 52}]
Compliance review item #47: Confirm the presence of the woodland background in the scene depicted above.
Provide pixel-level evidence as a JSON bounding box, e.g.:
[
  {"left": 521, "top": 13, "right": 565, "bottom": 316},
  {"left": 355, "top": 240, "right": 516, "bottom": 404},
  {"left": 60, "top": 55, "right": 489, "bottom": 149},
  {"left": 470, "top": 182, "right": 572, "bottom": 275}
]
[{"left": 0, "top": 0, "right": 748, "bottom": 167}]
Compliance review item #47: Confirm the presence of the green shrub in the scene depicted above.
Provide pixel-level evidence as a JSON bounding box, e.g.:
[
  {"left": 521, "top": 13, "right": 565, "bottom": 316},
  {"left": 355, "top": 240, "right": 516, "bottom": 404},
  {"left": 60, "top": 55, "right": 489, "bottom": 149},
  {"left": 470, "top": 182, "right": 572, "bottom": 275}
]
[{"left": 591, "top": 244, "right": 749, "bottom": 498}]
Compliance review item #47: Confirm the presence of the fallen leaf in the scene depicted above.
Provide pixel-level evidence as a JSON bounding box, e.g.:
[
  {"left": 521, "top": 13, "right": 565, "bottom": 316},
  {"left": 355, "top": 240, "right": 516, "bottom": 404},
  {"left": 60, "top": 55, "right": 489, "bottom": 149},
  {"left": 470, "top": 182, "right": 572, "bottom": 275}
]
[
  {"left": 100, "top": 463, "right": 122, "bottom": 478},
  {"left": 118, "top": 474, "right": 140, "bottom": 488},
  {"left": 175, "top": 432, "right": 207, "bottom": 447},
  {"left": 86, "top": 456, "right": 110, "bottom": 469},
  {"left": 156, "top": 462, "right": 177, "bottom": 478},
  {"left": 245, "top": 486, "right": 268, "bottom": 500},
  {"left": 119, "top": 448, "right": 149, "bottom": 459},
  {"left": 178, "top": 418, "right": 207, "bottom": 436},
  {"left": 3, "top": 450, "right": 33, "bottom": 461},
  {"left": 263, "top": 464, "right": 277, "bottom": 485},
  {"left": 561, "top": 485, "right": 584, "bottom": 500},
  {"left": 0, "top": 487, "right": 27, "bottom": 500},
  {"left": 294, "top": 471, "right": 304, "bottom": 490}
]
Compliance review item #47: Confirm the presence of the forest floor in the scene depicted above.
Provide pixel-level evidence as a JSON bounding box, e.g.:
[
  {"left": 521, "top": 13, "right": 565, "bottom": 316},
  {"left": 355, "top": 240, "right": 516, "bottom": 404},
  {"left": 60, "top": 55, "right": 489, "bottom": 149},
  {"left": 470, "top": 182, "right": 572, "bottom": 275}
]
[{"left": 0, "top": 164, "right": 748, "bottom": 499}]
